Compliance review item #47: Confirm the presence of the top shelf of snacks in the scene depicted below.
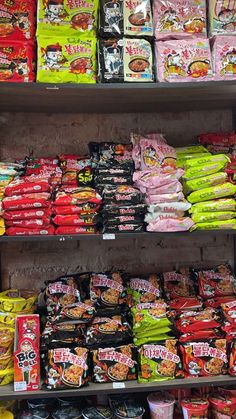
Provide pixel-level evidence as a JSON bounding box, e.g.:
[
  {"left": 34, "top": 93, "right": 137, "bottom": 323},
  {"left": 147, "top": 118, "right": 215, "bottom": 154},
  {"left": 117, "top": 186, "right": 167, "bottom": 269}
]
[{"left": 1, "top": 81, "right": 236, "bottom": 113}]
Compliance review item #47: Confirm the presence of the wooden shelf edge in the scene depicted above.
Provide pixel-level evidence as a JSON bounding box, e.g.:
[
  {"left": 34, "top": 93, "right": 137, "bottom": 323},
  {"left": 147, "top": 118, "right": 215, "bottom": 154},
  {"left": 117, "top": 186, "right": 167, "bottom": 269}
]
[{"left": 0, "top": 376, "right": 235, "bottom": 400}]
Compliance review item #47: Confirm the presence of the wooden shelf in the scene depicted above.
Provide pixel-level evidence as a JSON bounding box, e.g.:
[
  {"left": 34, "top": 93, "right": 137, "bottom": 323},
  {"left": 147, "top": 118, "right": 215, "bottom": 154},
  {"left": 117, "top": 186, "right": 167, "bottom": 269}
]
[
  {"left": 1, "top": 81, "right": 236, "bottom": 113},
  {"left": 0, "top": 376, "right": 235, "bottom": 400}
]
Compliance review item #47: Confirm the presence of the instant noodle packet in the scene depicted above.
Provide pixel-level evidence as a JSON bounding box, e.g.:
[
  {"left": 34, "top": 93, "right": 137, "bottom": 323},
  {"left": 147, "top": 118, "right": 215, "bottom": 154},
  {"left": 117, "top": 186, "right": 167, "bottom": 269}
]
[
  {"left": 54, "top": 187, "right": 102, "bottom": 206},
  {"left": 162, "top": 268, "right": 195, "bottom": 299},
  {"left": 49, "top": 300, "right": 96, "bottom": 324},
  {"left": 189, "top": 198, "right": 236, "bottom": 214},
  {"left": 191, "top": 211, "right": 236, "bottom": 223},
  {"left": 169, "top": 296, "right": 203, "bottom": 311},
  {"left": 90, "top": 272, "right": 127, "bottom": 309},
  {"left": 156, "top": 39, "right": 213, "bottom": 82},
  {"left": 177, "top": 152, "right": 212, "bottom": 169},
  {"left": 176, "top": 145, "right": 209, "bottom": 155},
  {"left": 0, "top": 40, "right": 35, "bottom": 82},
  {"left": 176, "top": 308, "right": 221, "bottom": 333},
  {"left": 209, "top": 0, "right": 236, "bottom": 36},
  {"left": 183, "top": 153, "right": 229, "bottom": 169},
  {"left": 37, "top": 36, "right": 97, "bottom": 83},
  {"left": 204, "top": 295, "right": 236, "bottom": 309},
  {"left": 193, "top": 264, "right": 236, "bottom": 298},
  {"left": 6, "top": 226, "right": 55, "bottom": 235},
  {"left": 131, "top": 301, "right": 169, "bottom": 331},
  {"left": 209, "top": 393, "right": 236, "bottom": 417},
  {"left": 187, "top": 182, "right": 236, "bottom": 204},
  {"left": 37, "top": 0, "right": 98, "bottom": 36},
  {"left": 0, "top": 325, "right": 14, "bottom": 356},
  {"left": 0, "top": 0, "right": 36, "bottom": 41},
  {"left": 3, "top": 192, "right": 51, "bottom": 210},
  {"left": 138, "top": 340, "right": 183, "bottom": 382},
  {"left": 147, "top": 217, "right": 194, "bottom": 232},
  {"left": 229, "top": 339, "right": 236, "bottom": 376},
  {"left": 0, "top": 289, "right": 37, "bottom": 313},
  {"left": 99, "top": 0, "right": 153, "bottom": 37},
  {"left": 153, "top": 0, "right": 207, "bottom": 40},
  {"left": 45, "top": 347, "right": 89, "bottom": 390},
  {"left": 91, "top": 344, "right": 137, "bottom": 383},
  {"left": 184, "top": 172, "right": 228, "bottom": 194},
  {"left": 127, "top": 274, "right": 162, "bottom": 306},
  {"left": 41, "top": 322, "right": 86, "bottom": 349},
  {"left": 180, "top": 339, "right": 228, "bottom": 377},
  {"left": 4, "top": 208, "right": 52, "bottom": 220},
  {"left": 212, "top": 36, "right": 236, "bottom": 81},
  {"left": 183, "top": 161, "right": 227, "bottom": 181},
  {"left": 86, "top": 315, "right": 132, "bottom": 348},
  {"left": 192, "top": 219, "right": 236, "bottom": 230}
]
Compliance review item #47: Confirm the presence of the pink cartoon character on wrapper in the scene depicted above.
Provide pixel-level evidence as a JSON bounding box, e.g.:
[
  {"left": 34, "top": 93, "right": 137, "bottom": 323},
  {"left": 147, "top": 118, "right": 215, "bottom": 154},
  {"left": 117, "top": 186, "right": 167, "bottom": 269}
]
[
  {"left": 213, "top": 36, "right": 236, "bottom": 80},
  {"left": 160, "top": 8, "right": 180, "bottom": 32},
  {"left": 165, "top": 51, "right": 185, "bottom": 77}
]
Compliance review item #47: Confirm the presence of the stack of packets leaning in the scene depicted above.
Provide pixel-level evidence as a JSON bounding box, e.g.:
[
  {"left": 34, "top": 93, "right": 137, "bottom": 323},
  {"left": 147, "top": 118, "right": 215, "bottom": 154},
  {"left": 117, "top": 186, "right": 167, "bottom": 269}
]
[
  {"left": 52, "top": 154, "right": 102, "bottom": 235},
  {"left": 128, "top": 272, "right": 182, "bottom": 383},
  {"left": 198, "top": 131, "right": 236, "bottom": 157},
  {"left": 132, "top": 133, "right": 194, "bottom": 232},
  {"left": 40, "top": 271, "right": 137, "bottom": 388},
  {"left": 0, "top": 289, "right": 37, "bottom": 387},
  {"left": 90, "top": 142, "right": 146, "bottom": 233},
  {"left": 0, "top": 0, "right": 36, "bottom": 82},
  {"left": 3, "top": 173, "right": 54, "bottom": 236},
  {"left": 0, "top": 162, "right": 23, "bottom": 236},
  {"left": 177, "top": 145, "right": 236, "bottom": 230},
  {"left": 98, "top": 0, "right": 154, "bottom": 83},
  {"left": 36, "top": 0, "right": 98, "bottom": 83}
]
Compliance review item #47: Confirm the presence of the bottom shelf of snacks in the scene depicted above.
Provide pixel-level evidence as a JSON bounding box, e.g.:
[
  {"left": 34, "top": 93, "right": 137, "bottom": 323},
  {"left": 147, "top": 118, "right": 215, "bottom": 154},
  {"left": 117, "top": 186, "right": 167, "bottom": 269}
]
[{"left": 0, "top": 376, "right": 236, "bottom": 400}]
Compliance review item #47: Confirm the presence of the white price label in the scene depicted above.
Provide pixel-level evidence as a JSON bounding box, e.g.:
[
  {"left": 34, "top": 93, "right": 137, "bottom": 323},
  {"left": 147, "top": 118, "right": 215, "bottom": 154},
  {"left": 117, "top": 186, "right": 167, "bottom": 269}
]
[
  {"left": 14, "top": 381, "right": 27, "bottom": 392},
  {"left": 112, "top": 382, "right": 125, "bottom": 389},
  {"left": 103, "top": 234, "right": 115, "bottom": 240}
]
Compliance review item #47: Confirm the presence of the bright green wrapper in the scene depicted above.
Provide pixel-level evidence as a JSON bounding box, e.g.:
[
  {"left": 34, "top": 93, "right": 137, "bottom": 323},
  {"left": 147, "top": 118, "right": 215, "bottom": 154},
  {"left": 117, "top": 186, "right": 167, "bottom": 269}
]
[
  {"left": 191, "top": 211, "right": 236, "bottom": 223},
  {"left": 176, "top": 145, "right": 209, "bottom": 156},
  {"left": 184, "top": 154, "right": 229, "bottom": 170},
  {"left": 187, "top": 183, "right": 236, "bottom": 204},
  {"left": 134, "top": 334, "right": 173, "bottom": 346},
  {"left": 189, "top": 199, "right": 236, "bottom": 214},
  {"left": 132, "top": 304, "right": 170, "bottom": 332},
  {"left": 191, "top": 219, "right": 236, "bottom": 231},
  {"left": 37, "top": 0, "right": 98, "bottom": 37},
  {"left": 183, "top": 161, "right": 227, "bottom": 181},
  {"left": 37, "top": 36, "right": 97, "bottom": 83},
  {"left": 177, "top": 152, "right": 211, "bottom": 168},
  {"left": 184, "top": 172, "right": 227, "bottom": 194},
  {"left": 134, "top": 325, "right": 172, "bottom": 338},
  {"left": 138, "top": 341, "right": 183, "bottom": 383}
]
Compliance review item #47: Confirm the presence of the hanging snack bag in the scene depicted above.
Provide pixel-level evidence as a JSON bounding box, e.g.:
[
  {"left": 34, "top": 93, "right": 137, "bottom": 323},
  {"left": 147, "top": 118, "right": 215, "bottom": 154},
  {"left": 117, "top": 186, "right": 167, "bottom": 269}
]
[
  {"left": 193, "top": 264, "right": 236, "bottom": 299},
  {"left": 153, "top": 0, "right": 206, "bottom": 40},
  {"left": 127, "top": 274, "right": 161, "bottom": 306},
  {"left": 138, "top": 340, "right": 182, "bottom": 382},
  {"left": 209, "top": 0, "right": 236, "bottom": 36},
  {"left": 156, "top": 39, "right": 213, "bottom": 83},
  {"left": 90, "top": 272, "right": 127, "bottom": 308},
  {"left": 0, "top": 40, "right": 35, "bottom": 82},
  {"left": 99, "top": 37, "right": 154, "bottom": 83},
  {"left": 92, "top": 344, "right": 137, "bottom": 383},
  {"left": 0, "top": 0, "right": 36, "bottom": 41},
  {"left": 99, "top": 0, "right": 153, "bottom": 37},
  {"left": 180, "top": 339, "right": 228, "bottom": 377},
  {"left": 212, "top": 36, "right": 236, "bottom": 81},
  {"left": 45, "top": 347, "right": 89, "bottom": 390},
  {"left": 37, "top": 0, "right": 98, "bottom": 36},
  {"left": 37, "top": 36, "right": 97, "bottom": 83}
]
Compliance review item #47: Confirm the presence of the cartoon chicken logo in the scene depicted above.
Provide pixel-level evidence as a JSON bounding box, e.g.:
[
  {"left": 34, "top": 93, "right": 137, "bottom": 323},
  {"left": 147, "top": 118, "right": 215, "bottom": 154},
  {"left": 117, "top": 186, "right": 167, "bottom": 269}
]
[
  {"left": 43, "top": 0, "right": 68, "bottom": 24},
  {"left": 42, "top": 43, "right": 67, "bottom": 70}
]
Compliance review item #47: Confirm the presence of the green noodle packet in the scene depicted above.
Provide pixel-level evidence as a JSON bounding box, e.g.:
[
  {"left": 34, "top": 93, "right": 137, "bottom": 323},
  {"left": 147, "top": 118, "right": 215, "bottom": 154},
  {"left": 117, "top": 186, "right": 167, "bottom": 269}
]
[
  {"left": 134, "top": 333, "right": 174, "bottom": 346},
  {"left": 191, "top": 219, "right": 236, "bottom": 231},
  {"left": 184, "top": 154, "right": 229, "bottom": 170},
  {"left": 131, "top": 303, "right": 170, "bottom": 331},
  {"left": 189, "top": 198, "right": 236, "bottom": 214},
  {"left": 177, "top": 152, "right": 211, "bottom": 168},
  {"left": 134, "top": 325, "right": 172, "bottom": 338},
  {"left": 191, "top": 211, "right": 236, "bottom": 224},
  {"left": 184, "top": 172, "right": 227, "bottom": 194},
  {"left": 37, "top": 36, "right": 97, "bottom": 83},
  {"left": 183, "top": 161, "right": 227, "bottom": 181},
  {"left": 37, "top": 0, "right": 99, "bottom": 37},
  {"left": 187, "top": 183, "right": 236, "bottom": 204},
  {"left": 176, "top": 145, "right": 209, "bottom": 156}
]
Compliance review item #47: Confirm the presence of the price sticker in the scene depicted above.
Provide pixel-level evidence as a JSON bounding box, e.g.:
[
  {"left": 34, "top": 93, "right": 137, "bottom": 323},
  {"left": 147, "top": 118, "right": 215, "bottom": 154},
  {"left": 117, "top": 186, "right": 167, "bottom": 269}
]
[
  {"left": 103, "top": 234, "right": 116, "bottom": 240},
  {"left": 113, "top": 382, "right": 125, "bottom": 389}
]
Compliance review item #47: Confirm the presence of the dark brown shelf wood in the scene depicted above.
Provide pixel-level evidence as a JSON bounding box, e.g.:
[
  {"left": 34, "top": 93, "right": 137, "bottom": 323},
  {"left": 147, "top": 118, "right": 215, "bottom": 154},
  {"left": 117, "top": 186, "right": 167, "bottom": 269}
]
[
  {"left": 1, "top": 81, "right": 236, "bottom": 113},
  {"left": 0, "top": 376, "right": 235, "bottom": 400}
]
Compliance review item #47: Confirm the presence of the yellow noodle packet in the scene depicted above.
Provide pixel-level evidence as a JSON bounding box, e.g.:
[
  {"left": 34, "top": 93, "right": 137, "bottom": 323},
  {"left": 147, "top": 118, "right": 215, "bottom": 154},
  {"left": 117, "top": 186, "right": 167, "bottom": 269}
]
[
  {"left": 191, "top": 220, "right": 236, "bottom": 231},
  {"left": 189, "top": 198, "right": 236, "bottom": 214},
  {"left": 183, "top": 161, "right": 227, "bottom": 181},
  {"left": 184, "top": 172, "right": 227, "bottom": 194},
  {"left": 184, "top": 154, "right": 229, "bottom": 170},
  {"left": 188, "top": 183, "right": 236, "bottom": 204},
  {"left": 192, "top": 211, "right": 236, "bottom": 224}
]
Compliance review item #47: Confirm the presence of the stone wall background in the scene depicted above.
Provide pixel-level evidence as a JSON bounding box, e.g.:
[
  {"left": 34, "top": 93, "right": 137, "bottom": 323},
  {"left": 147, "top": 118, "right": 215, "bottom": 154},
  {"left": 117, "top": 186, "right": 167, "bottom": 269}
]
[{"left": 0, "top": 109, "right": 233, "bottom": 290}]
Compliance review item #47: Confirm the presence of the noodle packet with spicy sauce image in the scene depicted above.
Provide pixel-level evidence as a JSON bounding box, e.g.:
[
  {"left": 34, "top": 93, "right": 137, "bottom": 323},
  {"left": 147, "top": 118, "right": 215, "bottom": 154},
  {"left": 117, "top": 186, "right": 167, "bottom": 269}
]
[
  {"left": 193, "top": 263, "right": 236, "bottom": 299},
  {"left": 90, "top": 271, "right": 127, "bottom": 309},
  {"left": 0, "top": 40, "right": 35, "bottom": 82}
]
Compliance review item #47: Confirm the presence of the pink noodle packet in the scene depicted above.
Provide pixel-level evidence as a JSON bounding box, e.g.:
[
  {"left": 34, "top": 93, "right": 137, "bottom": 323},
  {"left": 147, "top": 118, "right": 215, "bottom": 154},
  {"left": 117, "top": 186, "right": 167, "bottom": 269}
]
[
  {"left": 133, "top": 169, "right": 184, "bottom": 189},
  {"left": 140, "top": 180, "right": 183, "bottom": 195},
  {"left": 156, "top": 38, "right": 213, "bottom": 82},
  {"left": 145, "top": 191, "right": 185, "bottom": 204},
  {"left": 209, "top": 0, "right": 236, "bottom": 37},
  {"left": 140, "top": 138, "right": 176, "bottom": 170},
  {"left": 153, "top": 0, "right": 207, "bottom": 40},
  {"left": 212, "top": 36, "right": 236, "bottom": 80},
  {"left": 131, "top": 133, "right": 169, "bottom": 170},
  {"left": 147, "top": 217, "right": 194, "bottom": 232}
]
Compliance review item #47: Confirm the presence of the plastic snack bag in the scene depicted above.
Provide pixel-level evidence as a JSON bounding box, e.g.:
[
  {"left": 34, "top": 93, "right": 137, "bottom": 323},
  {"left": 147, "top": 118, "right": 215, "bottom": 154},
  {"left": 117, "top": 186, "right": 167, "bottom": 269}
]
[
  {"left": 191, "top": 211, "right": 236, "bottom": 223},
  {"left": 37, "top": 0, "right": 98, "bottom": 36},
  {"left": 212, "top": 36, "right": 236, "bottom": 81},
  {"left": 193, "top": 264, "right": 236, "bottom": 298},
  {"left": 189, "top": 198, "right": 236, "bottom": 214},
  {"left": 153, "top": 0, "right": 206, "bottom": 40},
  {"left": 184, "top": 172, "right": 227, "bottom": 194},
  {"left": 156, "top": 38, "right": 213, "bottom": 83},
  {"left": 37, "top": 36, "right": 97, "bottom": 83},
  {"left": 187, "top": 182, "right": 236, "bottom": 204},
  {"left": 192, "top": 219, "right": 236, "bottom": 230},
  {"left": 209, "top": 0, "right": 236, "bottom": 36},
  {"left": 0, "top": 40, "right": 35, "bottom": 82},
  {"left": 147, "top": 217, "right": 194, "bottom": 232},
  {"left": 0, "top": 0, "right": 36, "bottom": 41}
]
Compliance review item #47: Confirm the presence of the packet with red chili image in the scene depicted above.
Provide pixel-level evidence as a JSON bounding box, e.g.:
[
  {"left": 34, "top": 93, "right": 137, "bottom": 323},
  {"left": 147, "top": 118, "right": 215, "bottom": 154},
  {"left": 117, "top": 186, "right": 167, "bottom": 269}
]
[
  {"left": 180, "top": 339, "right": 228, "bottom": 377},
  {"left": 91, "top": 344, "right": 137, "bottom": 383},
  {"left": 45, "top": 347, "right": 89, "bottom": 390},
  {"left": 193, "top": 263, "right": 236, "bottom": 298},
  {"left": 0, "top": 40, "right": 35, "bottom": 82},
  {"left": 90, "top": 272, "right": 127, "bottom": 309}
]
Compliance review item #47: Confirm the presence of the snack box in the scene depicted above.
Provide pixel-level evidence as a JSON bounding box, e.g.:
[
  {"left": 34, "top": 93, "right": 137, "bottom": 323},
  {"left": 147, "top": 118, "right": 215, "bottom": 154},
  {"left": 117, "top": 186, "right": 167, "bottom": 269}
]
[{"left": 14, "top": 314, "right": 40, "bottom": 391}]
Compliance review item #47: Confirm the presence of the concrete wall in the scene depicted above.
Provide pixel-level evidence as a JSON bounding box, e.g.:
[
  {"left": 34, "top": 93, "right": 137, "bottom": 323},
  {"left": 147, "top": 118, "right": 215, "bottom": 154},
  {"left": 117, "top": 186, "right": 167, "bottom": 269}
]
[{"left": 0, "top": 109, "right": 234, "bottom": 291}]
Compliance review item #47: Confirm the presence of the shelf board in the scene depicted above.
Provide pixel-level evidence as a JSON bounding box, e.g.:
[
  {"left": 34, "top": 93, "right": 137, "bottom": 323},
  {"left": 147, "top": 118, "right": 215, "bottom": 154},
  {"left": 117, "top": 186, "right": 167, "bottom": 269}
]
[
  {"left": 1, "top": 376, "right": 235, "bottom": 400},
  {"left": 1, "top": 81, "right": 236, "bottom": 113},
  {"left": 0, "top": 230, "right": 235, "bottom": 243}
]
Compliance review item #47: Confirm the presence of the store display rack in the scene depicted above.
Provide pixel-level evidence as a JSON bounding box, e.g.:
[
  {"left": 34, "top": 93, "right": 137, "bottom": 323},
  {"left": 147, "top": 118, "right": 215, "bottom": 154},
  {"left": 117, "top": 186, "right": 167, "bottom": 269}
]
[
  {"left": 1, "top": 80, "right": 236, "bottom": 400},
  {"left": 0, "top": 376, "right": 235, "bottom": 401},
  {"left": 1, "top": 81, "right": 236, "bottom": 113}
]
